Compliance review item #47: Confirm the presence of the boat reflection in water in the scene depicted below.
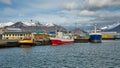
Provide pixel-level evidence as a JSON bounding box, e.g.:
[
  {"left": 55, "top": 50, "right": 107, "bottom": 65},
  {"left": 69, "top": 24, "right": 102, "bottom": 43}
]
[{"left": 20, "top": 44, "right": 33, "bottom": 48}]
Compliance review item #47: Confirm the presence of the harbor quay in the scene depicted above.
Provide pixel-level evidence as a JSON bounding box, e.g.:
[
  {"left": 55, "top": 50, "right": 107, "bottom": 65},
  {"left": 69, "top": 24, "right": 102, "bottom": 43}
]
[
  {"left": 0, "top": 39, "right": 51, "bottom": 48},
  {"left": 0, "top": 29, "right": 52, "bottom": 47},
  {"left": 0, "top": 27, "right": 120, "bottom": 48},
  {"left": 0, "top": 40, "right": 19, "bottom": 48},
  {"left": 0, "top": 33, "right": 119, "bottom": 48},
  {"left": 0, "top": 38, "right": 89, "bottom": 48}
]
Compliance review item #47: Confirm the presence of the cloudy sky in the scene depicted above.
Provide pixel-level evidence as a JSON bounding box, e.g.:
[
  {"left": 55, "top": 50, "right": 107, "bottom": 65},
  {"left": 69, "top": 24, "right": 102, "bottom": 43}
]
[{"left": 0, "top": 0, "right": 120, "bottom": 26}]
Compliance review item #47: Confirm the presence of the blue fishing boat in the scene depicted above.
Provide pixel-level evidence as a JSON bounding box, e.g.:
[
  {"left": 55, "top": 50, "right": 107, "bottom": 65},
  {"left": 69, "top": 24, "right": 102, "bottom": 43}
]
[{"left": 89, "top": 24, "right": 102, "bottom": 43}]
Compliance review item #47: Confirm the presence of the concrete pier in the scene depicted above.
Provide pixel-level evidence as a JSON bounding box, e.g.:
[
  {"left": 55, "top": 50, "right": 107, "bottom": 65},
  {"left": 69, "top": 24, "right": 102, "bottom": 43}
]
[{"left": 0, "top": 40, "right": 20, "bottom": 48}]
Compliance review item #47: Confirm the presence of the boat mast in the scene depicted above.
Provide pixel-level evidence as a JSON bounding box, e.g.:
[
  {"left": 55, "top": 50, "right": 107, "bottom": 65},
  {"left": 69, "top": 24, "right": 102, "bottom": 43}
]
[{"left": 94, "top": 24, "right": 97, "bottom": 33}]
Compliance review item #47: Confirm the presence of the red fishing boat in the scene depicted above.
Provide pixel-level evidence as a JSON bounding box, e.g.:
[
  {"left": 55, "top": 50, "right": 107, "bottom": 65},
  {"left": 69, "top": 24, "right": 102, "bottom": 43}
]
[{"left": 50, "top": 32, "right": 74, "bottom": 45}]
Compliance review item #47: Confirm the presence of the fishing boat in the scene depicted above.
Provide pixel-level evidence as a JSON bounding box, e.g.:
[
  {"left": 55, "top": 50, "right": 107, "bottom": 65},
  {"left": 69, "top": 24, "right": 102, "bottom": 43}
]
[
  {"left": 50, "top": 31, "right": 74, "bottom": 45},
  {"left": 89, "top": 24, "right": 102, "bottom": 43},
  {"left": 19, "top": 39, "right": 34, "bottom": 45},
  {"left": 19, "top": 34, "right": 34, "bottom": 45}
]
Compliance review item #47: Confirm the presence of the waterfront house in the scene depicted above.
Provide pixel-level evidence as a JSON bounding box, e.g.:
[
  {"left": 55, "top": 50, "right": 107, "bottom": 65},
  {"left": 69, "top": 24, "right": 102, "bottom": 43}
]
[
  {"left": 1, "top": 27, "right": 32, "bottom": 40},
  {"left": 2, "top": 32, "right": 31, "bottom": 40}
]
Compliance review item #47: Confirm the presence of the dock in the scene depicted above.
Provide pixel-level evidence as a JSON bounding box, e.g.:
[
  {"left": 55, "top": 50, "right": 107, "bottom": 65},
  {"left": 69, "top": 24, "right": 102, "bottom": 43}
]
[
  {"left": 74, "top": 38, "right": 89, "bottom": 43},
  {"left": 0, "top": 40, "right": 19, "bottom": 48}
]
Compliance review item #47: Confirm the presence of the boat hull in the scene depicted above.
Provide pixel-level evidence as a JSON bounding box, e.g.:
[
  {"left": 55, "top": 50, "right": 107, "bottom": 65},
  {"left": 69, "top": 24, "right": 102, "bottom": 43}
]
[
  {"left": 50, "top": 38, "right": 74, "bottom": 45},
  {"left": 19, "top": 39, "right": 34, "bottom": 45},
  {"left": 89, "top": 33, "right": 102, "bottom": 43}
]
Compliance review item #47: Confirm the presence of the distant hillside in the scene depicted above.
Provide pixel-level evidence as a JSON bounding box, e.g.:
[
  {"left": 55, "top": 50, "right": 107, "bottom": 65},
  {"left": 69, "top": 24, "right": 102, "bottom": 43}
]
[
  {"left": 72, "top": 28, "right": 88, "bottom": 34},
  {"left": 4, "top": 21, "right": 66, "bottom": 32},
  {"left": 102, "top": 23, "right": 120, "bottom": 32}
]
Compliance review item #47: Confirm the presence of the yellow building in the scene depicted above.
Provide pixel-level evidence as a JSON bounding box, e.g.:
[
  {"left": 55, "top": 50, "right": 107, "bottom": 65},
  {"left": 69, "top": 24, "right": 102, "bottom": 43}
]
[{"left": 101, "top": 32, "right": 117, "bottom": 40}]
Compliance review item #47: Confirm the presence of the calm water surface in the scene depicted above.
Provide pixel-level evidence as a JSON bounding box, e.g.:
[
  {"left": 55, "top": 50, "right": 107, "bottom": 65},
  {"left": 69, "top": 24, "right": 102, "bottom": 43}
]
[{"left": 0, "top": 40, "right": 120, "bottom": 68}]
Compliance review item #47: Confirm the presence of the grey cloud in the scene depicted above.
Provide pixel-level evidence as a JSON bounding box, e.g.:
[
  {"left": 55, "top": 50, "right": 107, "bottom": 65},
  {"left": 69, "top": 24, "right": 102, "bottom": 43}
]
[
  {"left": 63, "top": 0, "right": 120, "bottom": 11},
  {"left": 86, "top": 0, "right": 120, "bottom": 8},
  {"left": 0, "top": 0, "right": 12, "bottom": 5}
]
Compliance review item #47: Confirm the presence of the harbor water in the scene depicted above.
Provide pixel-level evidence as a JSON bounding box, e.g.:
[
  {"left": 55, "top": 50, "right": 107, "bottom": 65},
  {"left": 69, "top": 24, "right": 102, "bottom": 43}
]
[{"left": 0, "top": 40, "right": 120, "bottom": 68}]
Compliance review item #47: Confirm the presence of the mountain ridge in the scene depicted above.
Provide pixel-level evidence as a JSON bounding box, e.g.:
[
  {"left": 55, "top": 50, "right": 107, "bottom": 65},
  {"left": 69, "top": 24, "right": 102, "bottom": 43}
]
[
  {"left": 101, "top": 23, "right": 120, "bottom": 32},
  {"left": 3, "top": 21, "right": 66, "bottom": 32}
]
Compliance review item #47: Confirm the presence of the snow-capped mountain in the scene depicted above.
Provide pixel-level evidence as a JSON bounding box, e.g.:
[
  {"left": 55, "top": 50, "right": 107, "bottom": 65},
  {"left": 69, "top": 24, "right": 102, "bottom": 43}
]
[
  {"left": 101, "top": 23, "right": 120, "bottom": 30},
  {"left": 23, "top": 22, "right": 33, "bottom": 26},
  {"left": 23, "top": 21, "right": 43, "bottom": 26},
  {"left": 3, "top": 21, "right": 66, "bottom": 32},
  {"left": 44, "top": 23, "right": 55, "bottom": 27},
  {"left": 1, "top": 21, "right": 55, "bottom": 27},
  {"left": 0, "top": 22, "right": 14, "bottom": 27},
  {"left": 101, "top": 22, "right": 120, "bottom": 32},
  {"left": 10, "top": 21, "right": 28, "bottom": 27}
]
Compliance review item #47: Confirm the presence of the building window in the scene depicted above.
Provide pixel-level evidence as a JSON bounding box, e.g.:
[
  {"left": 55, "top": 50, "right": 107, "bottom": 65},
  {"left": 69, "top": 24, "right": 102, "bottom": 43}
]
[
  {"left": 20, "top": 34, "right": 22, "bottom": 36},
  {"left": 6, "top": 37, "right": 8, "bottom": 39},
  {"left": 9, "top": 34, "right": 11, "bottom": 36},
  {"left": 12, "top": 34, "right": 14, "bottom": 36},
  {"left": 20, "top": 37, "right": 22, "bottom": 39},
  {"left": 6, "top": 34, "right": 8, "bottom": 36}
]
